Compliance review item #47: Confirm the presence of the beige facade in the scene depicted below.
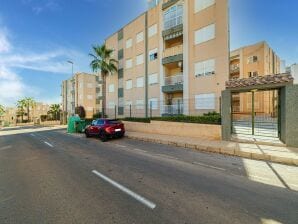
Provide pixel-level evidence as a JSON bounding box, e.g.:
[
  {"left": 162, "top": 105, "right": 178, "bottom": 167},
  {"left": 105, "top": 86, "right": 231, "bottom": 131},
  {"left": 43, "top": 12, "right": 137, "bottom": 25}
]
[
  {"left": 105, "top": 0, "right": 229, "bottom": 117},
  {"left": 230, "top": 41, "right": 282, "bottom": 114},
  {"left": 61, "top": 72, "right": 102, "bottom": 119},
  {"left": 230, "top": 41, "right": 281, "bottom": 80}
]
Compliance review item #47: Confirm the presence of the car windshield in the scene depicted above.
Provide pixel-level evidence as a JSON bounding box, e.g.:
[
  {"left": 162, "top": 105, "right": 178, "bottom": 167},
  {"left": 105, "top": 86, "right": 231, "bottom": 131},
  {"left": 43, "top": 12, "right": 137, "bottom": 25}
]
[
  {"left": 107, "top": 119, "right": 121, "bottom": 124},
  {"left": 96, "top": 120, "right": 105, "bottom": 125}
]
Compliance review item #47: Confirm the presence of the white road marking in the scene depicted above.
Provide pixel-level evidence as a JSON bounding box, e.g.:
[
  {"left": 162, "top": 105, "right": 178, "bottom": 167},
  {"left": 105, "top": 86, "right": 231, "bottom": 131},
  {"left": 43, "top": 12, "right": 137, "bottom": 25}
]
[
  {"left": 113, "top": 143, "right": 127, "bottom": 148},
  {"left": 133, "top": 148, "right": 148, "bottom": 153},
  {"left": 193, "top": 162, "right": 226, "bottom": 171},
  {"left": 30, "top": 133, "right": 35, "bottom": 137},
  {"left": 155, "top": 153, "right": 179, "bottom": 160},
  {"left": 44, "top": 141, "right": 54, "bottom": 148},
  {"left": 0, "top": 145, "right": 12, "bottom": 151},
  {"left": 92, "top": 170, "right": 156, "bottom": 209}
]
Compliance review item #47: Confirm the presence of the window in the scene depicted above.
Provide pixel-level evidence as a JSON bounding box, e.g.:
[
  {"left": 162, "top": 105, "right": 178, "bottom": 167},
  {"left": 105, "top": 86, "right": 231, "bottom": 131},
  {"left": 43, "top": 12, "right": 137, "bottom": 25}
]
[
  {"left": 126, "top": 58, "right": 132, "bottom": 69},
  {"left": 195, "top": 59, "right": 215, "bottom": 77},
  {"left": 136, "top": 99, "right": 144, "bottom": 109},
  {"left": 136, "top": 76, "right": 144, "bottom": 88},
  {"left": 126, "top": 79, "right": 133, "bottom": 90},
  {"left": 195, "top": 93, "right": 215, "bottom": 110},
  {"left": 136, "top": 31, "right": 144, "bottom": 43},
  {"left": 136, "top": 54, "right": 144, "bottom": 65},
  {"left": 195, "top": 0, "right": 215, "bottom": 13},
  {"left": 195, "top": 23, "right": 215, "bottom": 45},
  {"left": 163, "top": 5, "right": 183, "bottom": 30},
  {"left": 149, "top": 98, "right": 158, "bottom": 110},
  {"left": 149, "top": 48, "right": 158, "bottom": 61},
  {"left": 108, "top": 101, "right": 115, "bottom": 109},
  {"left": 149, "top": 73, "right": 158, "bottom": 85},
  {"left": 87, "top": 83, "right": 93, "bottom": 88},
  {"left": 247, "top": 56, "right": 258, "bottom": 64},
  {"left": 108, "top": 84, "right": 115, "bottom": 93},
  {"left": 126, "top": 38, "right": 132, "bottom": 49},
  {"left": 86, "top": 107, "right": 93, "bottom": 111},
  {"left": 248, "top": 71, "right": 258, "bottom": 77},
  {"left": 148, "top": 24, "right": 157, "bottom": 37}
]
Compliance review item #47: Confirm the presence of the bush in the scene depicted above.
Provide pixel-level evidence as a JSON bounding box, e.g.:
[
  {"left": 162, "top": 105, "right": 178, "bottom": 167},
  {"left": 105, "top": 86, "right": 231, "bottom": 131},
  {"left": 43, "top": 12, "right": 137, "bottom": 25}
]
[
  {"left": 122, "top": 117, "right": 151, "bottom": 123},
  {"left": 122, "top": 114, "right": 221, "bottom": 125}
]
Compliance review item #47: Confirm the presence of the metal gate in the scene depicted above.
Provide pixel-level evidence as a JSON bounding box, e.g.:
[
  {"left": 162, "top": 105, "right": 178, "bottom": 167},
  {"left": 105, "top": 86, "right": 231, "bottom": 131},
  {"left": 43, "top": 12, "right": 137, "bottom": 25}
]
[{"left": 231, "top": 89, "right": 280, "bottom": 137}]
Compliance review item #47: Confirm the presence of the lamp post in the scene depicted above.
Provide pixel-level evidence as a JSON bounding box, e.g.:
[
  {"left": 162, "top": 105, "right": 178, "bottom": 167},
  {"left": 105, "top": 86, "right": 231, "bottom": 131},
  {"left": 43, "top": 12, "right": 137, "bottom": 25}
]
[{"left": 67, "top": 60, "right": 74, "bottom": 76}]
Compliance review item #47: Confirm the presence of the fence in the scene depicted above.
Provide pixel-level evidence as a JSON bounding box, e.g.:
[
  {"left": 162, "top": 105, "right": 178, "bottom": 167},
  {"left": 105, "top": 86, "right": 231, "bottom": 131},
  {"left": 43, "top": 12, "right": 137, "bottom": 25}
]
[{"left": 104, "top": 97, "right": 221, "bottom": 119}]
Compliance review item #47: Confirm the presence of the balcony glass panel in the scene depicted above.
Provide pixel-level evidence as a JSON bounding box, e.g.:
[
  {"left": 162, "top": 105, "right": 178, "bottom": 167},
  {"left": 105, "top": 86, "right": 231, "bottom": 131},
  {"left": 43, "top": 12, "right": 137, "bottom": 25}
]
[{"left": 163, "top": 5, "right": 183, "bottom": 30}]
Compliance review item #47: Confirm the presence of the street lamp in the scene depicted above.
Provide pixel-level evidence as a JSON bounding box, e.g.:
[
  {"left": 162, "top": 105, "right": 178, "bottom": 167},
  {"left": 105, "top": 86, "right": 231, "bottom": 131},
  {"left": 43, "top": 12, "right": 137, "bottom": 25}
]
[{"left": 67, "top": 60, "right": 74, "bottom": 76}]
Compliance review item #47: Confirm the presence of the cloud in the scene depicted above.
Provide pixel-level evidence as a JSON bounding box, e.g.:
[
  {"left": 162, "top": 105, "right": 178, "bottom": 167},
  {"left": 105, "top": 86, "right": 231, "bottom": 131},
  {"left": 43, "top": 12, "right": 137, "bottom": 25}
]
[
  {"left": 0, "top": 25, "right": 89, "bottom": 107},
  {"left": 22, "top": 0, "right": 61, "bottom": 14},
  {"left": 0, "top": 29, "right": 10, "bottom": 53}
]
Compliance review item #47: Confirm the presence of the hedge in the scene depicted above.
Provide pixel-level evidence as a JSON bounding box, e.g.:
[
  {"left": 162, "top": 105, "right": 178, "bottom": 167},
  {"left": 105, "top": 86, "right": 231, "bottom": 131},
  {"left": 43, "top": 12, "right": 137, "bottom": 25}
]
[{"left": 122, "top": 113, "right": 221, "bottom": 125}]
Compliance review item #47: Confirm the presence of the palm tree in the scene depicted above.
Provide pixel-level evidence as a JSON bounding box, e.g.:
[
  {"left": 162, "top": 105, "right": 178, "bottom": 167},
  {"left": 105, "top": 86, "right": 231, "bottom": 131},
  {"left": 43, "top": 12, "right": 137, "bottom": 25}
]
[
  {"left": 0, "top": 104, "right": 4, "bottom": 116},
  {"left": 17, "top": 99, "right": 26, "bottom": 122},
  {"left": 23, "top": 97, "right": 36, "bottom": 122},
  {"left": 48, "top": 104, "right": 61, "bottom": 120},
  {"left": 89, "top": 44, "right": 117, "bottom": 117}
]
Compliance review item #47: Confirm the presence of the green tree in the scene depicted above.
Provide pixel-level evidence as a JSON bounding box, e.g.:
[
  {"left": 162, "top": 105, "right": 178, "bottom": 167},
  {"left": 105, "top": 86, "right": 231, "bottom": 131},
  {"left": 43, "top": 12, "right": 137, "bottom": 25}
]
[
  {"left": 48, "top": 104, "right": 61, "bottom": 120},
  {"left": 16, "top": 99, "right": 26, "bottom": 122},
  {"left": 0, "top": 104, "right": 4, "bottom": 116},
  {"left": 19, "top": 97, "right": 36, "bottom": 122},
  {"left": 89, "top": 44, "right": 117, "bottom": 117}
]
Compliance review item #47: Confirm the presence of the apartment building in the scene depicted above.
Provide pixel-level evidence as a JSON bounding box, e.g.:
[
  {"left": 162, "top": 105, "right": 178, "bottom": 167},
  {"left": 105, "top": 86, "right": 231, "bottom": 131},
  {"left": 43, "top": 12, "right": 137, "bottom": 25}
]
[
  {"left": 61, "top": 72, "right": 102, "bottom": 119},
  {"left": 105, "top": 0, "right": 229, "bottom": 117},
  {"left": 230, "top": 41, "right": 282, "bottom": 114},
  {"left": 287, "top": 63, "right": 298, "bottom": 84},
  {"left": 230, "top": 41, "right": 281, "bottom": 80}
]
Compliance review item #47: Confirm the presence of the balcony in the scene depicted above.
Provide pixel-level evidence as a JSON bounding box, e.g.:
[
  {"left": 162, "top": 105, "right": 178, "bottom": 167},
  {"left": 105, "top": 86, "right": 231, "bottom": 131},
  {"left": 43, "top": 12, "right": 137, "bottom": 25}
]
[
  {"left": 161, "top": 103, "right": 183, "bottom": 116},
  {"left": 162, "top": 0, "right": 180, "bottom": 10},
  {"left": 162, "top": 73, "right": 183, "bottom": 93},
  {"left": 230, "top": 64, "right": 240, "bottom": 73},
  {"left": 162, "top": 45, "right": 183, "bottom": 65}
]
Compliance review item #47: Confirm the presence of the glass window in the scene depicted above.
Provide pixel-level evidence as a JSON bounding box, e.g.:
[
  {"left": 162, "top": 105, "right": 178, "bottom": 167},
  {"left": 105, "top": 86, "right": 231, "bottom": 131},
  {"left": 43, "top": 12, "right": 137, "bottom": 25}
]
[
  {"left": 136, "top": 31, "right": 144, "bottom": 43},
  {"left": 136, "top": 76, "right": 144, "bottom": 88},
  {"left": 195, "top": 23, "right": 215, "bottom": 45},
  {"left": 148, "top": 24, "right": 157, "bottom": 37},
  {"left": 163, "top": 5, "right": 183, "bottom": 30},
  {"left": 136, "top": 54, "right": 144, "bottom": 65},
  {"left": 195, "top": 93, "right": 216, "bottom": 110},
  {"left": 149, "top": 98, "right": 158, "bottom": 110},
  {"left": 108, "top": 84, "right": 115, "bottom": 93},
  {"left": 195, "top": 0, "right": 215, "bottom": 13},
  {"left": 195, "top": 59, "right": 215, "bottom": 77},
  {"left": 149, "top": 73, "right": 158, "bottom": 85},
  {"left": 126, "top": 38, "right": 132, "bottom": 49},
  {"left": 126, "top": 79, "right": 133, "bottom": 90},
  {"left": 126, "top": 59, "right": 133, "bottom": 69},
  {"left": 149, "top": 48, "right": 158, "bottom": 61}
]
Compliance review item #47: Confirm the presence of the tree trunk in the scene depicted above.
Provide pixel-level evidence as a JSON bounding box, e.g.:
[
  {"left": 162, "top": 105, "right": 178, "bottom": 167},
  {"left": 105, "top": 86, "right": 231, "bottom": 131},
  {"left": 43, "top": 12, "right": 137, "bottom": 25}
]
[
  {"left": 101, "top": 72, "right": 107, "bottom": 118},
  {"left": 27, "top": 107, "right": 30, "bottom": 122}
]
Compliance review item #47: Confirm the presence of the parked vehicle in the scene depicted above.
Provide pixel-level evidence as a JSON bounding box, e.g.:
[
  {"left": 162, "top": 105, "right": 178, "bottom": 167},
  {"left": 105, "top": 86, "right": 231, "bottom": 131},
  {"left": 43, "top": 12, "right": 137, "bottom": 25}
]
[{"left": 84, "top": 119, "right": 125, "bottom": 142}]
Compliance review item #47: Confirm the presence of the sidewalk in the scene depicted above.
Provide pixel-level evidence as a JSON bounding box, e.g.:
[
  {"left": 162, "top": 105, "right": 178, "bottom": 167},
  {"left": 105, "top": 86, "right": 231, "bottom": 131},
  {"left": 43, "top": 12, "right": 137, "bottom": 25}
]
[{"left": 125, "top": 131, "right": 298, "bottom": 166}]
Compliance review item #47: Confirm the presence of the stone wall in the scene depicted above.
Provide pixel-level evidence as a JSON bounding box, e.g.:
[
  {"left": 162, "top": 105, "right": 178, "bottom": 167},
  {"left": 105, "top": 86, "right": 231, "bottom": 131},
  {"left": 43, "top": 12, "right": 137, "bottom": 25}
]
[{"left": 123, "top": 120, "right": 221, "bottom": 140}]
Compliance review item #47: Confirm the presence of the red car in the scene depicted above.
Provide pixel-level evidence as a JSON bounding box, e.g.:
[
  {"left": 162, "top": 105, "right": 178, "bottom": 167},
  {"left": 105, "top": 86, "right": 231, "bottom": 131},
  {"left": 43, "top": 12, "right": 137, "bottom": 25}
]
[{"left": 85, "top": 119, "right": 125, "bottom": 141}]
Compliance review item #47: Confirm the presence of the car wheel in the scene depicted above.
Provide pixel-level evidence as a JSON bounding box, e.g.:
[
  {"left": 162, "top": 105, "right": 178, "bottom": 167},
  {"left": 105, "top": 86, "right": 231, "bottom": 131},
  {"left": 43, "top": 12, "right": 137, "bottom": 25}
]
[
  {"left": 99, "top": 130, "right": 108, "bottom": 142},
  {"left": 85, "top": 131, "right": 90, "bottom": 138}
]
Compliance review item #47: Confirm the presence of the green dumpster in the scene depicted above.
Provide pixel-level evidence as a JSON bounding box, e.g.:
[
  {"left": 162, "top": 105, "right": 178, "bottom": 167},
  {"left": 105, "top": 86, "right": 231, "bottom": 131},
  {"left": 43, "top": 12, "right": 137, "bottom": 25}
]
[
  {"left": 76, "top": 120, "right": 86, "bottom": 133},
  {"left": 67, "top": 116, "right": 81, "bottom": 133}
]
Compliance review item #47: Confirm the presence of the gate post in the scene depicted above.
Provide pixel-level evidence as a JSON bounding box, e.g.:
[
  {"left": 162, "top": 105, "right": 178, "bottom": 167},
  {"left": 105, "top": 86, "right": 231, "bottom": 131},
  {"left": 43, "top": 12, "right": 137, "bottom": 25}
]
[{"left": 221, "top": 90, "right": 232, "bottom": 141}]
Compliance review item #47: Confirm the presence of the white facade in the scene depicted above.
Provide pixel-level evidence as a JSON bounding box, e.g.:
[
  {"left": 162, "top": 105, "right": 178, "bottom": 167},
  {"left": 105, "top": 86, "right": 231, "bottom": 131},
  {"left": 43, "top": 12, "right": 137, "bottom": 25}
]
[{"left": 289, "top": 64, "right": 298, "bottom": 84}]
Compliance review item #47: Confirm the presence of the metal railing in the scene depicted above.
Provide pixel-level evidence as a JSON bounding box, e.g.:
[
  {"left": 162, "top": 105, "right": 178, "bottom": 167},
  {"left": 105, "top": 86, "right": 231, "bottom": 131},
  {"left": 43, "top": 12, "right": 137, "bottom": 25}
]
[
  {"left": 161, "top": 103, "right": 183, "bottom": 115},
  {"left": 164, "top": 73, "right": 183, "bottom": 86},
  {"left": 163, "top": 45, "right": 183, "bottom": 58}
]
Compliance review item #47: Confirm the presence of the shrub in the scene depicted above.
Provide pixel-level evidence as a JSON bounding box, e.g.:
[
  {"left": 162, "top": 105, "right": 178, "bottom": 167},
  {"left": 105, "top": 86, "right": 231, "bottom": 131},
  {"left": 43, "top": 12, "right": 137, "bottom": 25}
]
[
  {"left": 122, "top": 117, "right": 151, "bottom": 123},
  {"left": 122, "top": 114, "right": 221, "bottom": 125}
]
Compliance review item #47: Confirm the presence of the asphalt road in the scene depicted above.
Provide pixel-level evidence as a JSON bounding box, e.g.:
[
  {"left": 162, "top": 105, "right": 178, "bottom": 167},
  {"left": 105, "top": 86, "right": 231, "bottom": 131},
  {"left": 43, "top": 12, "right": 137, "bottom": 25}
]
[{"left": 0, "top": 126, "right": 297, "bottom": 224}]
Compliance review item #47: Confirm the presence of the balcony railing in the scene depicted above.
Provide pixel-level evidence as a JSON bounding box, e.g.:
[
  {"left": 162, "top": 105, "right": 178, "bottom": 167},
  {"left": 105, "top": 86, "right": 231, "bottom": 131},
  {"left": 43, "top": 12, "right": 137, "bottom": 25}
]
[
  {"left": 163, "top": 45, "right": 183, "bottom": 58},
  {"left": 161, "top": 103, "right": 183, "bottom": 115},
  {"left": 230, "top": 64, "right": 240, "bottom": 73},
  {"left": 164, "top": 73, "right": 183, "bottom": 86}
]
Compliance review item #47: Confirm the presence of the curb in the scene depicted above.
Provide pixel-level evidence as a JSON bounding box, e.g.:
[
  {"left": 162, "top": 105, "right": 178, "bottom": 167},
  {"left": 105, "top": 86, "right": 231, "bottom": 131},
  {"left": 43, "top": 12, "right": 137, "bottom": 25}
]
[{"left": 126, "top": 135, "right": 298, "bottom": 166}]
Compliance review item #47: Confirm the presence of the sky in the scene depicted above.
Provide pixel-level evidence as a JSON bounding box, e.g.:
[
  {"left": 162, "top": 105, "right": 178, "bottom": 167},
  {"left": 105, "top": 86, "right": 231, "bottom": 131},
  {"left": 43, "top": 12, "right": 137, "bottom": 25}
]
[{"left": 0, "top": 0, "right": 297, "bottom": 107}]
